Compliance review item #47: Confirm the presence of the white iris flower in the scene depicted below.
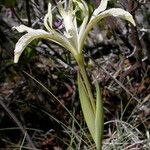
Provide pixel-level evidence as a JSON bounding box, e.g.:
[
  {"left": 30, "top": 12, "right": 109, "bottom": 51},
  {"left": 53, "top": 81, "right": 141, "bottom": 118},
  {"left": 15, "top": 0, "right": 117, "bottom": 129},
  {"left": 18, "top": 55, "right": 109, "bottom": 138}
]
[{"left": 13, "top": 0, "right": 135, "bottom": 63}]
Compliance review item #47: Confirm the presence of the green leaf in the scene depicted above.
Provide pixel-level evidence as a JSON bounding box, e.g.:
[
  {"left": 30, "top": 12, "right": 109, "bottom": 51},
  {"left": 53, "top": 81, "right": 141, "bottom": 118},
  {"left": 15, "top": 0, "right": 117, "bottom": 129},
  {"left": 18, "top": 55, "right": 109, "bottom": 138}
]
[
  {"left": 77, "top": 73, "right": 95, "bottom": 141},
  {"left": 95, "top": 79, "right": 104, "bottom": 150}
]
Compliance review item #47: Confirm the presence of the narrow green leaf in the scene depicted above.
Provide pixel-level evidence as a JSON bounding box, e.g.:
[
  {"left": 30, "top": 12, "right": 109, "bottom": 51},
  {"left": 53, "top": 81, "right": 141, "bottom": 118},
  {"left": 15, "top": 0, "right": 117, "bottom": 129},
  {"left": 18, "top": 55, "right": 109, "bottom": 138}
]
[
  {"left": 77, "top": 73, "right": 95, "bottom": 141},
  {"left": 95, "top": 80, "right": 104, "bottom": 150}
]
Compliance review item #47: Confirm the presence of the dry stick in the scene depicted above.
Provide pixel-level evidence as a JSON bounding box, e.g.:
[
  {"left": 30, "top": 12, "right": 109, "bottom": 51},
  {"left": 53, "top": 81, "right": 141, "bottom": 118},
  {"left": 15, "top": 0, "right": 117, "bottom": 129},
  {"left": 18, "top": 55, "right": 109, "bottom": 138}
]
[
  {"left": 11, "top": 7, "right": 26, "bottom": 25},
  {"left": 98, "top": 65, "right": 140, "bottom": 103},
  {"left": 0, "top": 96, "right": 36, "bottom": 148},
  {"left": 26, "top": 0, "right": 32, "bottom": 27},
  {"left": 30, "top": 0, "right": 44, "bottom": 19},
  {"left": 119, "top": 61, "right": 141, "bottom": 81}
]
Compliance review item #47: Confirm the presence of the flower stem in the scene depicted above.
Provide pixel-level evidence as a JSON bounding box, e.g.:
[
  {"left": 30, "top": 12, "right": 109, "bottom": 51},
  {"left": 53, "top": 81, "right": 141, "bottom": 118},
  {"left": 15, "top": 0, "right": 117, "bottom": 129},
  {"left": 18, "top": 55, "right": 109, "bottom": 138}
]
[{"left": 76, "top": 53, "right": 96, "bottom": 114}]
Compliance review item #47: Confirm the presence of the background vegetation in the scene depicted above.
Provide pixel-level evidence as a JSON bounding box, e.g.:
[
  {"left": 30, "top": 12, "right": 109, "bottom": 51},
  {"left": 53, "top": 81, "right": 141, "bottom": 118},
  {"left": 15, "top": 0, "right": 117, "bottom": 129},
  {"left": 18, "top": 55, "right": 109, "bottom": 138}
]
[{"left": 0, "top": 0, "right": 150, "bottom": 149}]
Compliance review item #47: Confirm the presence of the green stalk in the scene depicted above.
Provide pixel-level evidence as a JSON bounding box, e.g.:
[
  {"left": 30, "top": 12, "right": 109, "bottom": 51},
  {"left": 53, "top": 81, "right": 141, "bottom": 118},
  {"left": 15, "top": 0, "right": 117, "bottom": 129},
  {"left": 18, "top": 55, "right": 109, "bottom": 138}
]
[
  {"left": 95, "top": 80, "right": 104, "bottom": 150},
  {"left": 76, "top": 53, "right": 96, "bottom": 114}
]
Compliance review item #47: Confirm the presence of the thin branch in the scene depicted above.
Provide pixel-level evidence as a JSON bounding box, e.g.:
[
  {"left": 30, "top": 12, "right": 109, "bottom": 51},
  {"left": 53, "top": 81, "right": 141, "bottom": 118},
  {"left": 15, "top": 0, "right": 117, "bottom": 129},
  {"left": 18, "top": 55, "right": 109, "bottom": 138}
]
[
  {"left": 11, "top": 7, "right": 26, "bottom": 25},
  {"left": 25, "top": 0, "right": 32, "bottom": 26}
]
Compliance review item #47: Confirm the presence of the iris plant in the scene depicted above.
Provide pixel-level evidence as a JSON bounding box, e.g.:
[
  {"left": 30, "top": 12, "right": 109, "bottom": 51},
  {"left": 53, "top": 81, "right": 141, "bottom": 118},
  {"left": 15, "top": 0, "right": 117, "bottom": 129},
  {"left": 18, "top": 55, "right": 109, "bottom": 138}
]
[{"left": 13, "top": 0, "right": 135, "bottom": 149}]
